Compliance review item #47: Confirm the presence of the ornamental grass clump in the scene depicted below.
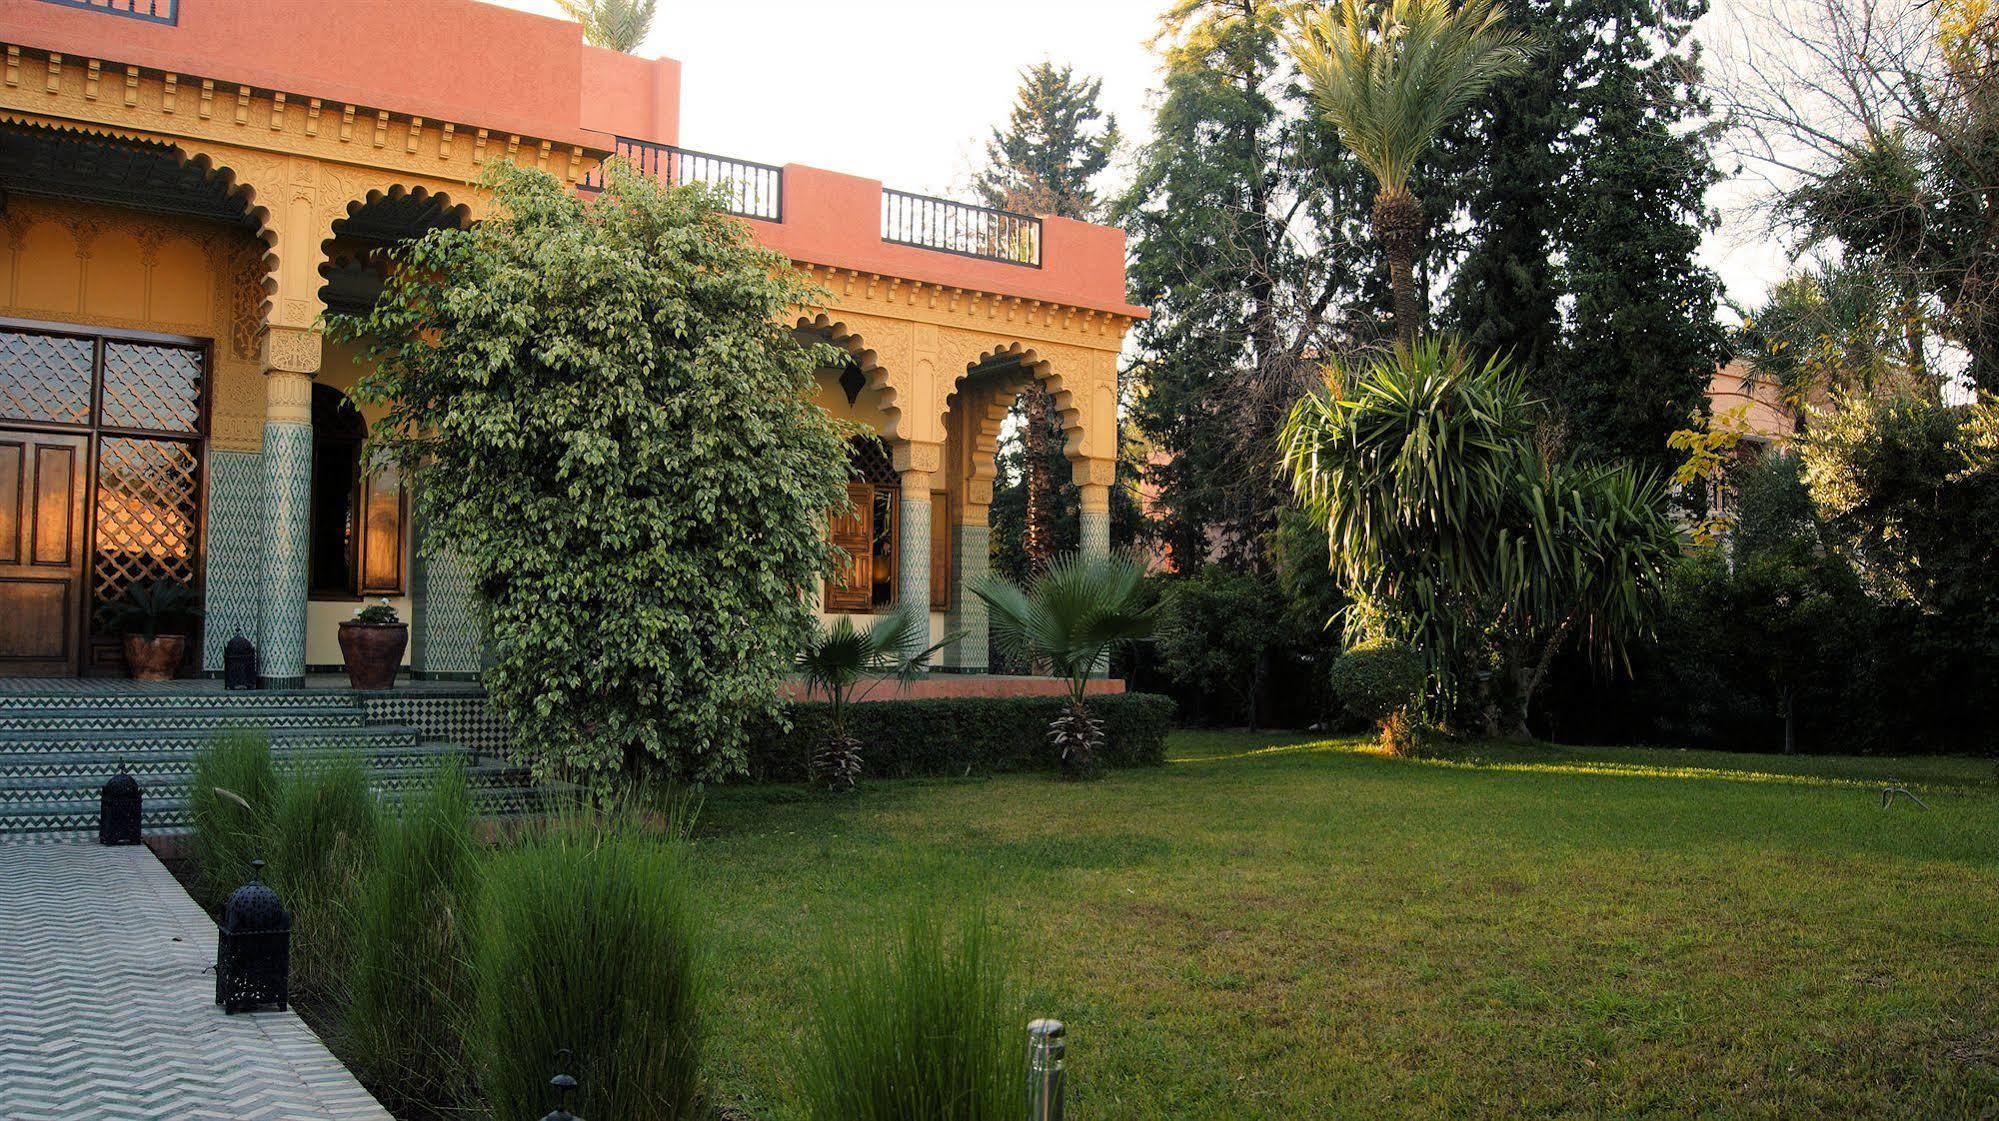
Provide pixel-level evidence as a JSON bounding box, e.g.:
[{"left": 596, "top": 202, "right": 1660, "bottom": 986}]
[
  {"left": 266, "top": 753, "right": 379, "bottom": 997},
  {"left": 188, "top": 727, "right": 277, "bottom": 908},
  {"left": 469, "top": 811, "right": 707, "bottom": 1121},
  {"left": 795, "top": 909, "right": 1026, "bottom": 1121},
  {"left": 345, "top": 758, "right": 479, "bottom": 1115},
  {"left": 1329, "top": 638, "right": 1428, "bottom": 753}
]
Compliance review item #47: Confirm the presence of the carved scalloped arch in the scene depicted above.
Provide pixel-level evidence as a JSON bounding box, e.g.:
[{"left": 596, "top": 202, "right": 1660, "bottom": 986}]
[
  {"left": 960, "top": 340, "right": 1089, "bottom": 460},
  {"left": 794, "top": 312, "right": 907, "bottom": 439}
]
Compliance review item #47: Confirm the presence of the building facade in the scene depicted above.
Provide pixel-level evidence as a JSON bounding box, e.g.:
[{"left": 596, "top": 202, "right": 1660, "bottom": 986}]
[{"left": 0, "top": 0, "right": 1142, "bottom": 684}]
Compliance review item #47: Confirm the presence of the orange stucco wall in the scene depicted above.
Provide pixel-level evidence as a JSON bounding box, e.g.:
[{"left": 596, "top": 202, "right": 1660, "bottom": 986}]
[{"left": 0, "top": 0, "right": 677, "bottom": 149}]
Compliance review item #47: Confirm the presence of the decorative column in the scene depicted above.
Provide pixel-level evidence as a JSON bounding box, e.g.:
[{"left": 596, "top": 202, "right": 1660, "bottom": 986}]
[
  {"left": 1077, "top": 469, "right": 1114, "bottom": 561},
  {"left": 895, "top": 440, "right": 942, "bottom": 662},
  {"left": 409, "top": 506, "right": 485, "bottom": 681},
  {"left": 945, "top": 498, "right": 992, "bottom": 673},
  {"left": 256, "top": 326, "right": 320, "bottom": 688}
]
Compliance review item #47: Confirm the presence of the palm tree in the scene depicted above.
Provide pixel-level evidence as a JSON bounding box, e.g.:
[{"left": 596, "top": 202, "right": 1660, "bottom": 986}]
[
  {"left": 1288, "top": 0, "right": 1532, "bottom": 344},
  {"left": 555, "top": 0, "right": 659, "bottom": 53},
  {"left": 974, "top": 552, "right": 1158, "bottom": 778},
  {"left": 796, "top": 607, "right": 954, "bottom": 790}
]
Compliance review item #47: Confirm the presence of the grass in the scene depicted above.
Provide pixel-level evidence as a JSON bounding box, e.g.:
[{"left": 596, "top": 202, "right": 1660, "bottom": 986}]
[{"left": 688, "top": 731, "right": 1999, "bottom": 1119}]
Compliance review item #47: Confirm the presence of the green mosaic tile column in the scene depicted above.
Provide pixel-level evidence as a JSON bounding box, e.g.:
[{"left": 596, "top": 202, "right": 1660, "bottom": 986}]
[
  {"left": 410, "top": 511, "right": 485, "bottom": 681},
  {"left": 201, "top": 451, "right": 263, "bottom": 672},
  {"left": 258, "top": 422, "right": 312, "bottom": 687},
  {"left": 897, "top": 489, "right": 933, "bottom": 661},
  {"left": 1081, "top": 510, "right": 1111, "bottom": 560},
  {"left": 943, "top": 521, "right": 990, "bottom": 671}
]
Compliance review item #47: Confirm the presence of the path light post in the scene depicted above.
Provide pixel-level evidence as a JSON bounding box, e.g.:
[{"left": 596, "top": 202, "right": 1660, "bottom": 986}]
[
  {"left": 215, "top": 859, "right": 290, "bottom": 1013},
  {"left": 98, "top": 772, "right": 141, "bottom": 845},
  {"left": 1027, "top": 1018, "right": 1066, "bottom": 1121},
  {"left": 538, "top": 1069, "right": 581, "bottom": 1121}
]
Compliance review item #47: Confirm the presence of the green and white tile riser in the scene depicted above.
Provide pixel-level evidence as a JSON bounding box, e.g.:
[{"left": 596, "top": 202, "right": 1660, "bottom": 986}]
[{"left": 0, "top": 688, "right": 533, "bottom": 843}]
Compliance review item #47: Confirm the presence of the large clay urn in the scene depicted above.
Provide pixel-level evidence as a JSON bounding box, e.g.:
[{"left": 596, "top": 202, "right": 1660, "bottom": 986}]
[
  {"left": 337, "top": 622, "right": 408, "bottom": 690},
  {"left": 122, "top": 634, "right": 186, "bottom": 681}
]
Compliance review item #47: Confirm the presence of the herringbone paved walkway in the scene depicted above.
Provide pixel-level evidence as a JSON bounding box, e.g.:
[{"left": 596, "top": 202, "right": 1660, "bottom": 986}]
[{"left": 0, "top": 844, "right": 391, "bottom": 1121}]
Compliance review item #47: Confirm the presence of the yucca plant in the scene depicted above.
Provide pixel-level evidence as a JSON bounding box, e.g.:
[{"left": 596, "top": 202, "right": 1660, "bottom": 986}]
[
  {"left": 795, "top": 606, "right": 955, "bottom": 790},
  {"left": 1289, "top": 0, "right": 1532, "bottom": 343},
  {"left": 974, "top": 552, "right": 1158, "bottom": 778},
  {"left": 1280, "top": 337, "right": 1680, "bottom": 734}
]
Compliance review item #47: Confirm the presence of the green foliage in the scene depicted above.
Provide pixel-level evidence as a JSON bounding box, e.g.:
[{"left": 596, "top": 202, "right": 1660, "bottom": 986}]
[
  {"left": 794, "top": 909, "right": 1025, "bottom": 1121},
  {"left": 345, "top": 760, "right": 478, "bottom": 1114},
  {"left": 108, "top": 578, "right": 201, "bottom": 641},
  {"left": 331, "top": 161, "right": 850, "bottom": 788},
  {"left": 553, "top": 0, "right": 656, "bottom": 52},
  {"left": 350, "top": 599, "right": 400, "bottom": 626},
  {"left": 1281, "top": 338, "right": 1682, "bottom": 733},
  {"left": 1121, "top": 0, "right": 1383, "bottom": 565},
  {"left": 188, "top": 728, "right": 276, "bottom": 908},
  {"left": 1328, "top": 639, "right": 1426, "bottom": 724},
  {"left": 795, "top": 607, "right": 954, "bottom": 789},
  {"left": 744, "top": 694, "right": 1175, "bottom": 784},
  {"left": 975, "top": 61, "right": 1119, "bottom": 219},
  {"left": 472, "top": 816, "right": 706, "bottom": 1121},
  {"left": 266, "top": 755, "right": 378, "bottom": 997},
  {"left": 1155, "top": 565, "right": 1293, "bottom": 728},
  {"left": 1735, "top": 262, "right": 1925, "bottom": 405}
]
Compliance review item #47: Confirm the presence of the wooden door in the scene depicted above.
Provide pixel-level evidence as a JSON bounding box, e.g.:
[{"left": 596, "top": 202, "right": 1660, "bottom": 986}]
[{"left": 0, "top": 429, "right": 89, "bottom": 675}]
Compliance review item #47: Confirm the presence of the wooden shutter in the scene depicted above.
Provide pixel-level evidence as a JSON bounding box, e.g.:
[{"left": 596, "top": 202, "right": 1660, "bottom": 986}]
[
  {"left": 358, "top": 461, "right": 406, "bottom": 595},
  {"left": 929, "top": 490, "right": 951, "bottom": 611},
  {"left": 824, "top": 482, "right": 874, "bottom": 613}
]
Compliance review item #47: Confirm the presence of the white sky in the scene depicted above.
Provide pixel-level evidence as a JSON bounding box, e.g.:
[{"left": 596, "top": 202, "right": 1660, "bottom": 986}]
[{"left": 493, "top": 0, "right": 1790, "bottom": 310}]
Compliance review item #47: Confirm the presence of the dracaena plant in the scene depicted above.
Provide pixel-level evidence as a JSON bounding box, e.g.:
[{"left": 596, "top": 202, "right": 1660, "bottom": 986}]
[
  {"left": 974, "top": 552, "right": 1158, "bottom": 779},
  {"left": 796, "top": 606, "right": 956, "bottom": 790}
]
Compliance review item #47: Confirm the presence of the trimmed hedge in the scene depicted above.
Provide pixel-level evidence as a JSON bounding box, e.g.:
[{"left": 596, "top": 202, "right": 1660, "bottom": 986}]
[{"left": 746, "top": 692, "right": 1176, "bottom": 783}]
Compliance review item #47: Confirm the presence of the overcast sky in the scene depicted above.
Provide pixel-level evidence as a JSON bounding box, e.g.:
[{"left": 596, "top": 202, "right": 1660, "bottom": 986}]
[{"left": 494, "top": 0, "right": 1790, "bottom": 310}]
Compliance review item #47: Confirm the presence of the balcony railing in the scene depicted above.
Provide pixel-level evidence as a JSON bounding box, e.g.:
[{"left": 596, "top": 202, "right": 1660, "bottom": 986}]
[
  {"left": 35, "top": 0, "right": 177, "bottom": 23},
  {"left": 881, "top": 189, "right": 1042, "bottom": 267},
  {"left": 587, "top": 138, "right": 784, "bottom": 221}
]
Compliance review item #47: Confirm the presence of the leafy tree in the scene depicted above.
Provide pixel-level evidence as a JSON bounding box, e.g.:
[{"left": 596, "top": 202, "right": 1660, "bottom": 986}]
[
  {"left": 1120, "top": 0, "right": 1382, "bottom": 566},
  {"left": 976, "top": 62, "right": 1119, "bottom": 577},
  {"left": 975, "top": 552, "right": 1159, "bottom": 777},
  {"left": 332, "top": 162, "right": 851, "bottom": 787},
  {"left": 1155, "top": 565, "right": 1289, "bottom": 729},
  {"left": 1735, "top": 262, "right": 1928, "bottom": 407},
  {"left": 795, "top": 608, "right": 952, "bottom": 790},
  {"left": 555, "top": 0, "right": 658, "bottom": 52},
  {"left": 1289, "top": 0, "right": 1532, "bottom": 345},
  {"left": 1281, "top": 339, "right": 1681, "bottom": 734}
]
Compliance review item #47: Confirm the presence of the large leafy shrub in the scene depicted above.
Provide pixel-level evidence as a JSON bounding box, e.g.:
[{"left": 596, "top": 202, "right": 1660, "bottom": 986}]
[
  {"left": 345, "top": 760, "right": 479, "bottom": 1113},
  {"left": 470, "top": 815, "right": 706, "bottom": 1121},
  {"left": 1328, "top": 639, "right": 1425, "bottom": 723},
  {"left": 746, "top": 694, "right": 1174, "bottom": 784},
  {"left": 330, "top": 160, "right": 850, "bottom": 788},
  {"left": 188, "top": 728, "right": 277, "bottom": 908},
  {"left": 795, "top": 909, "right": 1025, "bottom": 1121},
  {"left": 1154, "top": 565, "right": 1294, "bottom": 729}
]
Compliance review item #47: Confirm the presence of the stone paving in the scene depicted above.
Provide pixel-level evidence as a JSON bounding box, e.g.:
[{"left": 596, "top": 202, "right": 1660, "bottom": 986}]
[{"left": 0, "top": 844, "right": 391, "bottom": 1120}]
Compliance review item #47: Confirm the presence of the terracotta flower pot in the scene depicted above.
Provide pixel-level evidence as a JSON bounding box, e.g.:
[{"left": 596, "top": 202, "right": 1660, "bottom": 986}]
[
  {"left": 337, "top": 622, "right": 408, "bottom": 690},
  {"left": 122, "top": 633, "right": 186, "bottom": 681}
]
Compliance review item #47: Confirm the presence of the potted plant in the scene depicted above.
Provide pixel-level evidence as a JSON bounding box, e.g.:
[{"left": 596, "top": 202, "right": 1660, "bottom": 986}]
[
  {"left": 110, "top": 579, "right": 202, "bottom": 680},
  {"left": 338, "top": 598, "right": 407, "bottom": 690}
]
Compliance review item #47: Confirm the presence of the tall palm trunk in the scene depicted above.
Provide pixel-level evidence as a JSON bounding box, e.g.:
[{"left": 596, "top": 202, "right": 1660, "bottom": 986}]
[
  {"left": 1021, "top": 383, "right": 1055, "bottom": 574},
  {"left": 1373, "top": 184, "right": 1425, "bottom": 346}
]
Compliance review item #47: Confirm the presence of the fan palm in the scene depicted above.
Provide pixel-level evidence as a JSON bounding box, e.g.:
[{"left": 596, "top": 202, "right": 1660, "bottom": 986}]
[
  {"left": 974, "top": 552, "right": 1159, "bottom": 778},
  {"left": 1288, "top": 0, "right": 1532, "bottom": 344},
  {"left": 796, "top": 607, "right": 954, "bottom": 790},
  {"left": 555, "top": 0, "right": 659, "bottom": 53}
]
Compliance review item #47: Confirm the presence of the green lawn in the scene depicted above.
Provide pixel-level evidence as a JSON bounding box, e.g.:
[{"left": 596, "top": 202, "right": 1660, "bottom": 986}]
[{"left": 691, "top": 731, "right": 1999, "bottom": 1119}]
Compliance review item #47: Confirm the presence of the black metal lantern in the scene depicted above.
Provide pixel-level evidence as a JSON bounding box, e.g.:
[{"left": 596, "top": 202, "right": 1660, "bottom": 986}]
[
  {"left": 216, "top": 859, "right": 290, "bottom": 1014},
  {"left": 224, "top": 630, "right": 259, "bottom": 690},
  {"left": 98, "top": 772, "right": 141, "bottom": 846},
  {"left": 539, "top": 1070, "right": 582, "bottom": 1121}
]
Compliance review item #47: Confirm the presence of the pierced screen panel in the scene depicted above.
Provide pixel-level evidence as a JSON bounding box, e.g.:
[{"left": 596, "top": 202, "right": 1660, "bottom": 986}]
[
  {"left": 0, "top": 330, "right": 94, "bottom": 426},
  {"left": 91, "top": 436, "right": 201, "bottom": 633},
  {"left": 101, "top": 342, "right": 203, "bottom": 433}
]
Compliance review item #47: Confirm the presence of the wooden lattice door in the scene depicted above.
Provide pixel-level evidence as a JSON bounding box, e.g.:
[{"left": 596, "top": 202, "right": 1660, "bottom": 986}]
[{"left": 0, "top": 321, "right": 207, "bottom": 676}]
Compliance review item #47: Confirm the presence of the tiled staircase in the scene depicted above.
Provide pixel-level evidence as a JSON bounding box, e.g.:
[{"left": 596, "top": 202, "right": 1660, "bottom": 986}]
[{"left": 0, "top": 688, "right": 533, "bottom": 842}]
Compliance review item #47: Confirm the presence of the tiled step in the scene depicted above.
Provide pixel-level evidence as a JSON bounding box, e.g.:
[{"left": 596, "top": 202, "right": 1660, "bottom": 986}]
[
  {"left": 0, "top": 724, "right": 421, "bottom": 758},
  {"left": 0, "top": 754, "right": 536, "bottom": 840},
  {"left": 0, "top": 703, "right": 367, "bottom": 733},
  {"left": 0, "top": 739, "right": 459, "bottom": 782},
  {"left": 0, "top": 689, "right": 342, "bottom": 712}
]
